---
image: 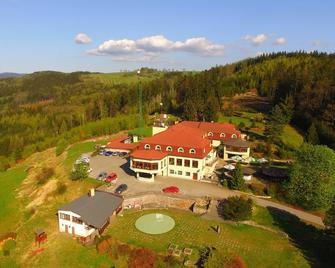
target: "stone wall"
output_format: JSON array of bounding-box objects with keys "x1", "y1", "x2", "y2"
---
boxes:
[{"x1": 123, "y1": 193, "x2": 196, "y2": 211}]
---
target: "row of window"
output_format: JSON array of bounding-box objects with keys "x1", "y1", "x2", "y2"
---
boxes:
[
  {"x1": 169, "y1": 157, "x2": 198, "y2": 168},
  {"x1": 144, "y1": 144, "x2": 196, "y2": 154},
  {"x1": 170, "y1": 170, "x2": 191, "y2": 177},
  {"x1": 59, "y1": 213, "x2": 83, "y2": 225},
  {"x1": 207, "y1": 132, "x2": 238, "y2": 138}
]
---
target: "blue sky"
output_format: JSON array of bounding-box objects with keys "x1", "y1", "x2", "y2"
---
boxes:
[{"x1": 0, "y1": 0, "x2": 334, "y2": 73}]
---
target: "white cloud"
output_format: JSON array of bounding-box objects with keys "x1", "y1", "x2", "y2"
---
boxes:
[
  {"x1": 74, "y1": 33, "x2": 92, "y2": 44},
  {"x1": 274, "y1": 37, "x2": 287, "y2": 45},
  {"x1": 243, "y1": 34, "x2": 268, "y2": 45},
  {"x1": 88, "y1": 35, "x2": 225, "y2": 61}
]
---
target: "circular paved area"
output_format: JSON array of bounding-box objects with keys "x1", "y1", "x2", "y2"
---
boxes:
[{"x1": 135, "y1": 213, "x2": 175, "y2": 234}]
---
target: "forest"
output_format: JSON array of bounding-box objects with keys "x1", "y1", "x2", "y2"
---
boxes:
[{"x1": 0, "y1": 52, "x2": 334, "y2": 169}]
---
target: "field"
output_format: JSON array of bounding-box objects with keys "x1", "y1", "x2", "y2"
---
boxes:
[
  {"x1": 0, "y1": 167, "x2": 28, "y2": 234},
  {"x1": 106, "y1": 209, "x2": 309, "y2": 267},
  {"x1": 83, "y1": 71, "x2": 163, "y2": 86},
  {"x1": 281, "y1": 125, "x2": 304, "y2": 149}
]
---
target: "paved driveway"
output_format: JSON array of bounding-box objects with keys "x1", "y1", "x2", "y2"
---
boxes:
[{"x1": 88, "y1": 154, "x2": 324, "y2": 226}]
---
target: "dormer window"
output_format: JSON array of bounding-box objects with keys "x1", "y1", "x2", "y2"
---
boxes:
[
  {"x1": 178, "y1": 147, "x2": 184, "y2": 153},
  {"x1": 208, "y1": 132, "x2": 213, "y2": 137},
  {"x1": 144, "y1": 144, "x2": 150, "y2": 150},
  {"x1": 189, "y1": 148, "x2": 196, "y2": 154},
  {"x1": 155, "y1": 145, "x2": 161, "y2": 151},
  {"x1": 166, "y1": 146, "x2": 173, "y2": 152},
  {"x1": 220, "y1": 133, "x2": 225, "y2": 138},
  {"x1": 232, "y1": 134, "x2": 237, "y2": 139}
]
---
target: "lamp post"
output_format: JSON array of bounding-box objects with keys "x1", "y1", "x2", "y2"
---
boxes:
[{"x1": 137, "y1": 69, "x2": 144, "y2": 137}]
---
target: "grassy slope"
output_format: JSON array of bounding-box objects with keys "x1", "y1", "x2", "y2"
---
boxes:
[
  {"x1": 0, "y1": 167, "x2": 28, "y2": 234},
  {"x1": 84, "y1": 71, "x2": 163, "y2": 85},
  {"x1": 281, "y1": 125, "x2": 304, "y2": 149},
  {"x1": 107, "y1": 209, "x2": 309, "y2": 268},
  {"x1": 0, "y1": 140, "x2": 112, "y2": 267}
]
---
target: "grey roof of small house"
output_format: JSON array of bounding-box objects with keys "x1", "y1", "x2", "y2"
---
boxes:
[
  {"x1": 59, "y1": 190, "x2": 123, "y2": 229},
  {"x1": 223, "y1": 138, "x2": 250, "y2": 148}
]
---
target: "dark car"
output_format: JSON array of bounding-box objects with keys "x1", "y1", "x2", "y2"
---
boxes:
[
  {"x1": 119, "y1": 152, "x2": 128, "y2": 158},
  {"x1": 97, "y1": 171, "x2": 108, "y2": 180},
  {"x1": 114, "y1": 184, "x2": 128, "y2": 194},
  {"x1": 103, "y1": 151, "x2": 113, "y2": 156}
]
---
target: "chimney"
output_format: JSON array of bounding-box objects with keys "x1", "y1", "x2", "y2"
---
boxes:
[{"x1": 89, "y1": 188, "x2": 95, "y2": 197}]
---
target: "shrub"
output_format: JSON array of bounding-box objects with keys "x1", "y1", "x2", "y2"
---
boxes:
[
  {"x1": 117, "y1": 243, "x2": 132, "y2": 256},
  {"x1": 2, "y1": 239, "x2": 16, "y2": 256},
  {"x1": 56, "y1": 182, "x2": 67, "y2": 195},
  {"x1": 36, "y1": 167, "x2": 55, "y2": 185},
  {"x1": 255, "y1": 143, "x2": 266, "y2": 153},
  {"x1": 24, "y1": 207, "x2": 36, "y2": 220},
  {"x1": 71, "y1": 162, "x2": 88, "y2": 180},
  {"x1": 227, "y1": 255, "x2": 247, "y2": 268},
  {"x1": 218, "y1": 196, "x2": 253, "y2": 221},
  {"x1": 248, "y1": 183, "x2": 266, "y2": 196},
  {"x1": 56, "y1": 139, "x2": 68, "y2": 156},
  {"x1": 128, "y1": 248, "x2": 156, "y2": 268}
]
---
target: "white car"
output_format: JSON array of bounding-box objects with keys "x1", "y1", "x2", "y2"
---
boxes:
[{"x1": 81, "y1": 156, "x2": 90, "y2": 163}]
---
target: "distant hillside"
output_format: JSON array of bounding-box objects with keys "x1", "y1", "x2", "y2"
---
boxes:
[
  {"x1": 0, "y1": 72, "x2": 25, "y2": 79},
  {"x1": 0, "y1": 52, "x2": 334, "y2": 167}
]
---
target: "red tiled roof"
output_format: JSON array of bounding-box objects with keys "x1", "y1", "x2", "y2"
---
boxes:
[
  {"x1": 130, "y1": 150, "x2": 168, "y2": 160},
  {"x1": 179, "y1": 121, "x2": 241, "y2": 140},
  {"x1": 106, "y1": 135, "x2": 138, "y2": 150},
  {"x1": 137, "y1": 124, "x2": 211, "y2": 158}
]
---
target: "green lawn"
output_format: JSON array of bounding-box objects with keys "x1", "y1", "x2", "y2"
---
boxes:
[
  {"x1": 218, "y1": 112, "x2": 264, "y2": 133},
  {"x1": 0, "y1": 166, "x2": 28, "y2": 234},
  {"x1": 281, "y1": 125, "x2": 304, "y2": 149},
  {"x1": 84, "y1": 71, "x2": 163, "y2": 85},
  {"x1": 128, "y1": 126, "x2": 152, "y2": 137},
  {"x1": 106, "y1": 209, "x2": 309, "y2": 267}
]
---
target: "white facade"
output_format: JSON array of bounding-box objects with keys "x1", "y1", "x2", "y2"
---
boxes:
[
  {"x1": 58, "y1": 210, "x2": 96, "y2": 238},
  {"x1": 130, "y1": 149, "x2": 216, "y2": 181},
  {"x1": 223, "y1": 146, "x2": 250, "y2": 160}
]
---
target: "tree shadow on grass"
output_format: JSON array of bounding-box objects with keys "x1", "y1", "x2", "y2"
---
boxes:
[{"x1": 267, "y1": 206, "x2": 334, "y2": 268}]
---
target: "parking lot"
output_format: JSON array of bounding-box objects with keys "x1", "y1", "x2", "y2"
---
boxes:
[{"x1": 85, "y1": 153, "x2": 236, "y2": 199}]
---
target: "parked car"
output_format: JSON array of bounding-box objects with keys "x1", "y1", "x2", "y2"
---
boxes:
[
  {"x1": 119, "y1": 152, "x2": 128, "y2": 158},
  {"x1": 112, "y1": 151, "x2": 118, "y2": 156},
  {"x1": 162, "y1": 186, "x2": 180, "y2": 193},
  {"x1": 103, "y1": 151, "x2": 113, "y2": 156},
  {"x1": 114, "y1": 184, "x2": 128, "y2": 194},
  {"x1": 99, "y1": 150, "x2": 105, "y2": 155},
  {"x1": 81, "y1": 156, "x2": 90, "y2": 163},
  {"x1": 105, "y1": 172, "x2": 118, "y2": 183},
  {"x1": 97, "y1": 171, "x2": 108, "y2": 180}
]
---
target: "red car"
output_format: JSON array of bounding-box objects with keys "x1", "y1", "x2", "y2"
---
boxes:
[
  {"x1": 105, "y1": 173, "x2": 118, "y2": 183},
  {"x1": 162, "y1": 186, "x2": 180, "y2": 193}
]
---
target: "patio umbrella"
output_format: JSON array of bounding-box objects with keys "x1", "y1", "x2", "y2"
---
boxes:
[{"x1": 223, "y1": 164, "x2": 235, "y2": 171}]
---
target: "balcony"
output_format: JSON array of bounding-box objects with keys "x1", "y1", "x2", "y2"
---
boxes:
[
  {"x1": 132, "y1": 161, "x2": 158, "y2": 170},
  {"x1": 226, "y1": 146, "x2": 248, "y2": 153}
]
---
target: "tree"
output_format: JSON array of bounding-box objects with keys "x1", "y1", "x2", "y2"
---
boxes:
[
  {"x1": 56, "y1": 139, "x2": 68, "y2": 156},
  {"x1": 218, "y1": 196, "x2": 253, "y2": 221},
  {"x1": 71, "y1": 162, "x2": 88, "y2": 180},
  {"x1": 265, "y1": 104, "x2": 286, "y2": 143},
  {"x1": 279, "y1": 95, "x2": 295, "y2": 124},
  {"x1": 284, "y1": 144, "x2": 335, "y2": 210},
  {"x1": 306, "y1": 122, "x2": 319, "y2": 144},
  {"x1": 229, "y1": 163, "x2": 245, "y2": 190}
]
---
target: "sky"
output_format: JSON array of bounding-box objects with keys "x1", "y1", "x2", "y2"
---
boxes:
[{"x1": 0, "y1": 0, "x2": 334, "y2": 73}]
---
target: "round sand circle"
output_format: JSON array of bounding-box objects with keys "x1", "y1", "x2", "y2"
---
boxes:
[{"x1": 135, "y1": 213, "x2": 175, "y2": 234}]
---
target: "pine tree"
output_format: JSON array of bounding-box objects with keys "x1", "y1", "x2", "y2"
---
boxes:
[
  {"x1": 306, "y1": 123, "x2": 319, "y2": 144},
  {"x1": 229, "y1": 163, "x2": 245, "y2": 190}
]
